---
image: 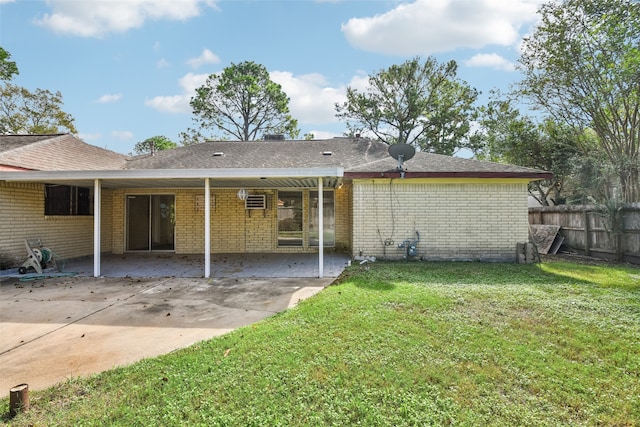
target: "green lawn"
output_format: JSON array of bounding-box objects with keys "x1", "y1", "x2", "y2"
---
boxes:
[{"x1": 2, "y1": 260, "x2": 639, "y2": 426}]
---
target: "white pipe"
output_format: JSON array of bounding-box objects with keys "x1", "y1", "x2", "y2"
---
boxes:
[
  {"x1": 318, "y1": 177, "x2": 324, "y2": 278},
  {"x1": 93, "y1": 179, "x2": 101, "y2": 277},
  {"x1": 204, "y1": 178, "x2": 211, "y2": 278}
]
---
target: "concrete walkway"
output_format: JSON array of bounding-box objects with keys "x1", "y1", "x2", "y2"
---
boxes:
[{"x1": 0, "y1": 273, "x2": 341, "y2": 392}]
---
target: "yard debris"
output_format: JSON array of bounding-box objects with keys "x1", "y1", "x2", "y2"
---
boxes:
[{"x1": 530, "y1": 225, "x2": 564, "y2": 255}]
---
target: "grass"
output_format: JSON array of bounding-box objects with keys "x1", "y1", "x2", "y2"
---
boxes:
[{"x1": 2, "y1": 260, "x2": 639, "y2": 426}]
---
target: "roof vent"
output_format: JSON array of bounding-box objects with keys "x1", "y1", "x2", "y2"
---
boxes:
[
  {"x1": 323, "y1": 151, "x2": 332, "y2": 156},
  {"x1": 213, "y1": 152, "x2": 224, "y2": 157}
]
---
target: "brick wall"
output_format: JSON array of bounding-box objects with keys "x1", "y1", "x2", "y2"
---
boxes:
[
  {"x1": 352, "y1": 179, "x2": 529, "y2": 262},
  {"x1": 0, "y1": 181, "x2": 113, "y2": 267},
  {"x1": 110, "y1": 187, "x2": 351, "y2": 255},
  {"x1": 1, "y1": 183, "x2": 352, "y2": 266}
]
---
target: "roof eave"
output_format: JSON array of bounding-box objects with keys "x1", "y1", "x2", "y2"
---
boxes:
[
  {"x1": 345, "y1": 171, "x2": 553, "y2": 181},
  {"x1": 0, "y1": 167, "x2": 345, "y2": 182}
]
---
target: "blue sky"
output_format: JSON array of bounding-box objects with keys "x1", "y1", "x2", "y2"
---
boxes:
[{"x1": 0, "y1": 0, "x2": 543, "y2": 155}]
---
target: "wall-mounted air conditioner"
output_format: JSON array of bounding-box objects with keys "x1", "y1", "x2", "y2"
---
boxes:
[{"x1": 245, "y1": 194, "x2": 266, "y2": 209}]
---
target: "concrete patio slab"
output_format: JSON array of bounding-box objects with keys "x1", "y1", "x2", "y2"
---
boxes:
[
  {"x1": 0, "y1": 274, "x2": 339, "y2": 392},
  {"x1": 1, "y1": 252, "x2": 351, "y2": 280}
]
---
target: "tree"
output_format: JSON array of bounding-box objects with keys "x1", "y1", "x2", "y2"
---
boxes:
[
  {"x1": 518, "y1": 0, "x2": 640, "y2": 203},
  {"x1": 0, "y1": 47, "x2": 18, "y2": 81},
  {"x1": 133, "y1": 135, "x2": 177, "y2": 154},
  {"x1": 187, "y1": 61, "x2": 299, "y2": 141},
  {"x1": 472, "y1": 93, "x2": 579, "y2": 205},
  {"x1": 0, "y1": 83, "x2": 77, "y2": 134},
  {"x1": 335, "y1": 56, "x2": 478, "y2": 155}
]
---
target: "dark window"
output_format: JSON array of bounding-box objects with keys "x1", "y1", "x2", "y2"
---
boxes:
[
  {"x1": 45, "y1": 184, "x2": 92, "y2": 216},
  {"x1": 277, "y1": 191, "x2": 303, "y2": 247}
]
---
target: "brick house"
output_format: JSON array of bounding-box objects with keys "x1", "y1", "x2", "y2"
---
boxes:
[{"x1": 0, "y1": 134, "x2": 550, "y2": 277}]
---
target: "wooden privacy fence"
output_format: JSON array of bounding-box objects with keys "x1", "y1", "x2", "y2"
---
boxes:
[{"x1": 529, "y1": 205, "x2": 640, "y2": 264}]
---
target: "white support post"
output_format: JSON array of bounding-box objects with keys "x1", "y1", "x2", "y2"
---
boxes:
[
  {"x1": 204, "y1": 178, "x2": 211, "y2": 278},
  {"x1": 318, "y1": 177, "x2": 324, "y2": 278},
  {"x1": 93, "y1": 179, "x2": 101, "y2": 277}
]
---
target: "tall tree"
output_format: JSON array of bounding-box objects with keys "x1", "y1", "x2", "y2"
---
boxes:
[
  {"x1": 133, "y1": 135, "x2": 177, "y2": 154},
  {"x1": 0, "y1": 47, "x2": 18, "y2": 81},
  {"x1": 335, "y1": 56, "x2": 478, "y2": 155},
  {"x1": 187, "y1": 61, "x2": 299, "y2": 142},
  {"x1": 518, "y1": 0, "x2": 640, "y2": 203},
  {"x1": 472, "y1": 93, "x2": 579, "y2": 205},
  {"x1": 0, "y1": 83, "x2": 77, "y2": 134}
]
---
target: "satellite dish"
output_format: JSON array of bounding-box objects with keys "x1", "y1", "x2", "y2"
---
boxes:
[{"x1": 388, "y1": 144, "x2": 415, "y2": 172}]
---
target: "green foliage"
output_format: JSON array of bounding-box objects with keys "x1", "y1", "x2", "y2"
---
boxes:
[
  {"x1": 0, "y1": 83, "x2": 77, "y2": 134},
  {"x1": 473, "y1": 92, "x2": 580, "y2": 205},
  {"x1": 4, "y1": 261, "x2": 639, "y2": 426},
  {"x1": 133, "y1": 135, "x2": 177, "y2": 154},
  {"x1": 335, "y1": 56, "x2": 478, "y2": 156},
  {"x1": 0, "y1": 47, "x2": 18, "y2": 81},
  {"x1": 518, "y1": 0, "x2": 640, "y2": 202},
  {"x1": 188, "y1": 61, "x2": 299, "y2": 141}
]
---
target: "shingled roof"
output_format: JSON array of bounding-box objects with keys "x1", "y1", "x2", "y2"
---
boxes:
[
  {"x1": 127, "y1": 137, "x2": 550, "y2": 180},
  {"x1": 0, "y1": 135, "x2": 549, "y2": 180},
  {"x1": 0, "y1": 134, "x2": 127, "y2": 171}
]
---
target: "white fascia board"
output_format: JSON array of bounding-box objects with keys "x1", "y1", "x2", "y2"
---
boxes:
[{"x1": 0, "y1": 167, "x2": 344, "y2": 182}]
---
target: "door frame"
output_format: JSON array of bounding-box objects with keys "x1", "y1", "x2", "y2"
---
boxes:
[{"x1": 125, "y1": 193, "x2": 176, "y2": 252}]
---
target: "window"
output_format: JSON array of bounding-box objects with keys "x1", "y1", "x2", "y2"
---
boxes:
[
  {"x1": 278, "y1": 191, "x2": 303, "y2": 246},
  {"x1": 45, "y1": 184, "x2": 92, "y2": 216},
  {"x1": 309, "y1": 190, "x2": 335, "y2": 247}
]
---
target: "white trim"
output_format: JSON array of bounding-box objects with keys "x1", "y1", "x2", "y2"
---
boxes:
[
  {"x1": 318, "y1": 177, "x2": 324, "y2": 278},
  {"x1": 204, "y1": 178, "x2": 211, "y2": 278},
  {"x1": 0, "y1": 167, "x2": 344, "y2": 181},
  {"x1": 93, "y1": 179, "x2": 101, "y2": 277}
]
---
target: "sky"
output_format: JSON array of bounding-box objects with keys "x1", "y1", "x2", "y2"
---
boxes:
[{"x1": 0, "y1": 0, "x2": 544, "y2": 155}]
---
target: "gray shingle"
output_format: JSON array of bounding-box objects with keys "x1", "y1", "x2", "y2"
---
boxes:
[{"x1": 0, "y1": 134, "x2": 127, "y2": 171}]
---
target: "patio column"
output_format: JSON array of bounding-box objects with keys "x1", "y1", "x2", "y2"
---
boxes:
[
  {"x1": 204, "y1": 178, "x2": 211, "y2": 278},
  {"x1": 318, "y1": 177, "x2": 324, "y2": 278},
  {"x1": 93, "y1": 179, "x2": 101, "y2": 277}
]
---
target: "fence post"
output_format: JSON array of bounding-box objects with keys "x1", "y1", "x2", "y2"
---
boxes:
[{"x1": 583, "y1": 209, "x2": 590, "y2": 257}]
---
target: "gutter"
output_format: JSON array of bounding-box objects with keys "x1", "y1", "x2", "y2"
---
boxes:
[
  {"x1": 344, "y1": 171, "x2": 553, "y2": 181},
  {"x1": 0, "y1": 167, "x2": 345, "y2": 182}
]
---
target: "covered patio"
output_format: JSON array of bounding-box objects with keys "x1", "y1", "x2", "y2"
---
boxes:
[
  {"x1": 1, "y1": 166, "x2": 344, "y2": 279},
  {"x1": 59, "y1": 252, "x2": 351, "y2": 278}
]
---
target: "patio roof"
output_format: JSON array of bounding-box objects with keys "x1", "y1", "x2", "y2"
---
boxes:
[{"x1": 0, "y1": 167, "x2": 344, "y2": 189}]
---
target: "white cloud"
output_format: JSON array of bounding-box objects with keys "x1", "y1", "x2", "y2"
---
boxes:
[
  {"x1": 78, "y1": 132, "x2": 102, "y2": 142},
  {"x1": 156, "y1": 58, "x2": 170, "y2": 68},
  {"x1": 112, "y1": 130, "x2": 134, "y2": 141},
  {"x1": 96, "y1": 93, "x2": 123, "y2": 104},
  {"x1": 305, "y1": 130, "x2": 342, "y2": 140},
  {"x1": 187, "y1": 48, "x2": 221, "y2": 69},
  {"x1": 270, "y1": 71, "x2": 348, "y2": 125},
  {"x1": 145, "y1": 72, "x2": 209, "y2": 113},
  {"x1": 465, "y1": 53, "x2": 515, "y2": 71},
  {"x1": 341, "y1": 0, "x2": 543, "y2": 55},
  {"x1": 35, "y1": 0, "x2": 217, "y2": 37},
  {"x1": 146, "y1": 69, "x2": 360, "y2": 130}
]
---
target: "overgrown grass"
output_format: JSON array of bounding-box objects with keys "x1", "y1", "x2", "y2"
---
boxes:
[{"x1": 2, "y1": 261, "x2": 639, "y2": 426}]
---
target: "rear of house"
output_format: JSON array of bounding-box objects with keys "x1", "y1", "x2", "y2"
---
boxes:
[{"x1": 0, "y1": 134, "x2": 550, "y2": 276}]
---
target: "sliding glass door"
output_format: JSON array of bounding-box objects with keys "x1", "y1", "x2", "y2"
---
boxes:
[{"x1": 126, "y1": 195, "x2": 175, "y2": 251}]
